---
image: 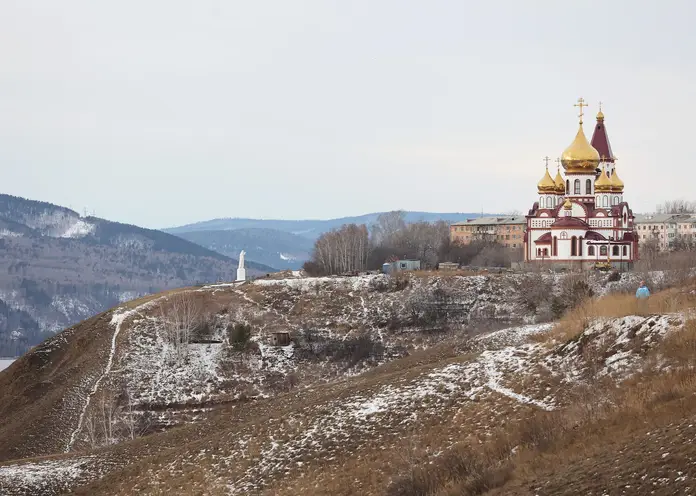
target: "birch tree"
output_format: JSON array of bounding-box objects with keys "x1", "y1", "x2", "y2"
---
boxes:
[{"x1": 159, "y1": 292, "x2": 201, "y2": 362}]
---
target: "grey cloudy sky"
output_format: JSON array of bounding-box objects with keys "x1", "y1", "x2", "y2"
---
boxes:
[{"x1": 0, "y1": 1, "x2": 693, "y2": 228}]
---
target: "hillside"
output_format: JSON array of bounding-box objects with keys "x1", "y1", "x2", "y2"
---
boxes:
[
  {"x1": 0, "y1": 194, "x2": 274, "y2": 356},
  {"x1": 3, "y1": 270, "x2": 696, "y2": 494},
  {"x1": 165, "y1": 211, "x2": 486, "y2": 238},
  {"x1": 173, "y1": 228, "x2": 314, "y2": 270}
]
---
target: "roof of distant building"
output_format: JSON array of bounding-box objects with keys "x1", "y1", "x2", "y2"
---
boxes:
[
  {"x1": 634, "y1": 213, "x2": 693, "y2": 224},
  {"x1": 451, "y1": 216, "x2": 526, "y2": 226}
]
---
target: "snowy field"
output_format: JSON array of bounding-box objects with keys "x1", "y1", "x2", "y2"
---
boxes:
[{"x1": 0, "y1": 359, "x2": 15, "y2": 372}]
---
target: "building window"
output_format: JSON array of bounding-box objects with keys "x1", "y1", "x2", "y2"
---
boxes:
[
  {"x1": 574, "y1": 179, "x2": 581, "y2": 194},
  {"x1": 603, "y1": 196, "x2": 608, "y2": 207},
  {"x1": 588, "y1": 246, "x2": 595, "y2": 256},
  {"x1": 553, "y1": 236, "x2": 557, "y2": 256},
  {"x1": 566, "y1": 179, "x2": 570, "y2": 194},
  {"x1": 600, "y1": 245, "x2": 608, "y2": 256},
  {"x1": 613, "y1": 196, "x2": 619, "y2": 205},
  {"x1": 586, "y1": 179, "x2": 592, "y2": 194},
  {"x1": 623, "y1": 246, "x2": 627, "y2": 256},
  {"x1": 571, "y1": 236, "x2": 577, "y2": 256},
  {"x1": 612, "y1": 245, "x2": 620, "y2": 256},
  {"x1": 578, "y1": 236, "x2": 583, "y2": 256}
]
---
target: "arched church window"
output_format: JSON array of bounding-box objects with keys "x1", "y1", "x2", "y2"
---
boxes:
[
  {"x1": 553, "y1": 236, "x2": 558, "y2": 256},
  {"x1": 578, "y1": 236, "x2": 583, "y2": 256},
  {"x1": 571, "y1": 236, "x2": 577, "y2": 256},
  {"x1": 596, "y1": 196, "x2": 600, "y2": 205},
  {"x1": 614, "y1": 196, "x2": 619, "y2": 205},
  {"x1": 612, "y1": 245, "x2": 620, "y2": 256},
  {"x1": 603, "y1": 196, "x2": 608, "y2": 207},
  {"x1": 566, "y1": 180, "x2": 570, "y2": 194},
  {"x1": 588, "y1": 246, "x2": 595, "y2": 256},
  {"x1": 547, "y1": 197, "x2": 553, "y2": 208},
  {"x1": 623, "y1": 246, "x2": 627, "y2": 256},
  {"x1": 574, "y1": 179, "x2": 581, "y2": 195},
  {"x1": 586, "y1": 179, "x2": 592, "y2": 195},
  {"x1": 600, "y1": 245, "x2": 608, "y2": 256}
]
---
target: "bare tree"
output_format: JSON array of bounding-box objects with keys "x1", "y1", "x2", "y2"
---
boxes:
[
  {"x1": 159, "y1": 292, "x2": 201, "y2": 361},
  {"x1": 656, "y1": 199, "x2": 696, "y2": 214},
  {"x1": 84, "y1": 411, "x2": 98, "y2": 449},
  {"x1": 99, "y1": 391, "x2": 118, "y2": 445},
  {"x1": 119, "y1": 389, "x2": 151, "y2": 440},
  {"x1": 310, "y1": 224, "x2": 369, "y2": 275},
  {"x1": 370, "y1": 211, "x2": 407, "y2": 246}
]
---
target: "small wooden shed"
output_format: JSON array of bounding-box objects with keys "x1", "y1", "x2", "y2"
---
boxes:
[{"x1": 271, "y1": 331, "x2": 291, "y2": 346}]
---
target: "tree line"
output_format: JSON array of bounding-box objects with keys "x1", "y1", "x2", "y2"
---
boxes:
[{"x1": 303, "y1": 211, "x2": 521, "y2": 276}]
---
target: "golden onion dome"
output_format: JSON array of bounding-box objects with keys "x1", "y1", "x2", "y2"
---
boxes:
[
  {"x1": 596, "y1": 110, "x2": 604, "y2": 120},
  {"x1": 537, "y1": 167, "x2": 556, "y2": 193},
  {"x1": 610, "y1": 167, "x2": 624, "y2": 192},
  {"x1": 553, "y1": 168, "x2": 565, "y2": 194},
  {"x1": 594, "y1": 167, "x2": 612, "y2": 193},
  {"x1": 563, "y1": 197, "x2": 572, "y2": 210},
  {"x1": 561, "y1": 124, "x2": 601, "y2": 174}
]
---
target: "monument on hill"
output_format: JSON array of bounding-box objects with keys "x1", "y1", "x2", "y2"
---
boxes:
[{"x1": 236, "y1": 250, "x2": 246, "y2": 282}]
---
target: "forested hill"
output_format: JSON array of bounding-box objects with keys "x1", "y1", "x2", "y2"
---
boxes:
[
  {"x1": 0, "y1": 194, "x2": 274, "y2": 356},
  {"x1": 164, "y1": 211, "x2": 486, "y2": 238}
]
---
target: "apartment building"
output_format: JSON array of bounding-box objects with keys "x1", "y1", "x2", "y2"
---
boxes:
[
  {"x1": 634, "y1": 213, "x2": 696, "y2": 250},
  {"x1": 450, "y1": 216, "x2": 526, "y2": 249}
]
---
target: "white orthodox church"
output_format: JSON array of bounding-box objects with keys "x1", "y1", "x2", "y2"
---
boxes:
[{"x1": 524, "y1": 99, "x2": 638, "y2": 268}]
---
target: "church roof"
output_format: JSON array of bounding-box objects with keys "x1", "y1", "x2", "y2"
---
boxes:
[
  {"x1": 534, "y1": 232, "x2": 552, "y2": 244},
  {"x1": 550, "y1": 217, "x2": 589, "y2": 229},
  {"x1": 451, "y1": 216, "x2": 526, "y2": 226},
  {"x1": 590, "y1": 108, "x2": 614, "y2": 162},
  {"x1": 585, "y1": 230, "x2": 607, "y2": 241}
]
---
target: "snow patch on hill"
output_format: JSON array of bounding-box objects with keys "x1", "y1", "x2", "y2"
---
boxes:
[
  {"x1": 59, "y1": 219, "x2": 95, "y2": 239},
  {"x1": 0, "y1": 457, "x2": 92, "y2": 495}
]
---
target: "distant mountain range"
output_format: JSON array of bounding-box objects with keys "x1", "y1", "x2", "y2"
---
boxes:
[
  {"x1": 173, "y1": 228, "x2": 314, "y2": 271},
  {"x1": 0, "y1": 194, "x2": 274, "y2": 356},
  {"x1": 165, "y1": 212, "x2": 485, "y2": 270}
]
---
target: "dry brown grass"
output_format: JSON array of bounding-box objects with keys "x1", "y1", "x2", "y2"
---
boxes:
[
  {"x1": 388, "y1": 319, "x2": 696, "y2": 496},
  {"x1": 535, "y1": 284, "x2": 696, "y2": 344}
]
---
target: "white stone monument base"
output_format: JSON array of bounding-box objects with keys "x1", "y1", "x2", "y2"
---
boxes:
[{"x1": 236, "y1": 268, "x2": 246, "y2": 282}]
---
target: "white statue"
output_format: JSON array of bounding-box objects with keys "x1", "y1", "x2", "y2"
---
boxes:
[{"x1": 236, "y1": 250, "x2": 247, "y2": 282}]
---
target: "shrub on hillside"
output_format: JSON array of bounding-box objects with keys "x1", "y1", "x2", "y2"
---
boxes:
[
  {"x1": 516, "y1": 272, "x2": 552, "y2": 314},
  {"x1": 302, "y1": 260, "x2": 325, "y2": 277},
  {"x1": 227, "y1": 323, "x2": 252, "y2": 350}
]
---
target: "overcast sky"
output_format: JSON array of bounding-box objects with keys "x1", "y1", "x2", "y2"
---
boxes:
[{"x1": 0, "y1": 1, "x2": 693, "y2": 229}]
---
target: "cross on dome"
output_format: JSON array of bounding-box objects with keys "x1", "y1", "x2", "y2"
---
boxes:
[
  {"x1": 543, "y1": 156, "x2": 551, "y2": 168},
  {"x1": 574, "y1": 97, "x2": 588, "y2": 124}
]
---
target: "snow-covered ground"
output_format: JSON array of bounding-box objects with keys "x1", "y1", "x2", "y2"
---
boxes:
[{"x1": 0, "y1": 358, "x2": 15, "y2": 372}]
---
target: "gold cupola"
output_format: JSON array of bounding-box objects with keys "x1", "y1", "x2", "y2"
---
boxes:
[
  {"x1": 609, "y1": 166, "x2": 624, "y2": 192},
  {"x1": 537, "y1": 165, "x2": 556, "y2": 193},
  {"x1": 594, "y1": 166, "x2": 612, "y2": 193},
  {"x1": 553, "y1": 165, "x2": 565, "y2": 194},
  {"x1": 561, "y1": 98, "x2": 601, "y2": 174}
]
